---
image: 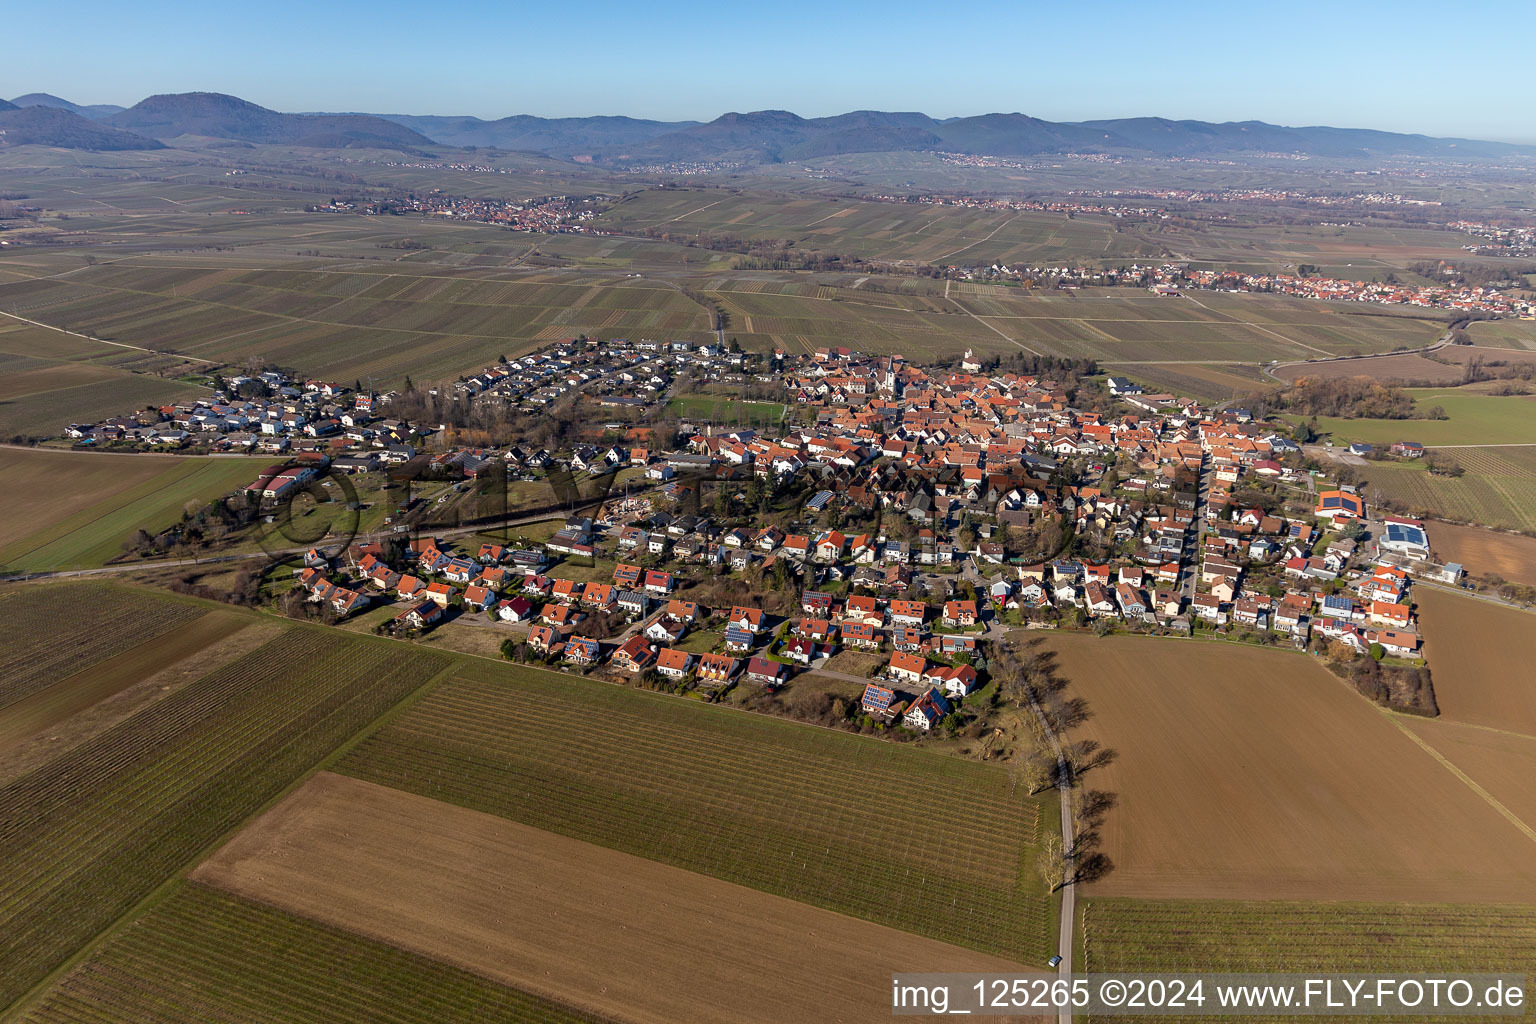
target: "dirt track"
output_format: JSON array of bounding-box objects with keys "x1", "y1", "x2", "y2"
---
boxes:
[
  {"x1": 196, "y1": 773, "x2": 1044, "y2": 1024},
  {"x1": 1043, "y1": 633, "x2": 1536, "y2": 903}
]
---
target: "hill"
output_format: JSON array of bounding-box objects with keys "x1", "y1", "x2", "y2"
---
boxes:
[
  {"x1": 108, "y1": 93, "x2": 432, "y2": 150},
  {"x1": 374, "y1": 112, "x2": 696, "y2": 156},
  {"x1": 373, "y1": 106, "x2": 1536, "y2": 164},
  {"x1": 10, "y1": 93, "x2": 126, "y2": 119},
  {"x1": 0, "y1": 106, "x2": 164, "y2": 150},
  {"x1": 0, "y1": 99, "x2": 17, "y2": 112}
]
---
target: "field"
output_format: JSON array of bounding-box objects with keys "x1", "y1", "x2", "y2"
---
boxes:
[
  {"x1": 0, "y1": 584, "x2": 206, "y2": 713},
  {"x1": 0, "y1": 608, "x2": 248, "y2": 748},
  {"x1": 191, "y1": 772, "x2": 1039, "y2": 1024},
  {"x1": 1105, "y1": 361, "x2": 1266, "y2": 403},
  {"x1": 595, "y1": 188, "x2": 1475, "y2": 273},
  {"x1": 337, "y1": 660, "x2": 1057, "y2": 963},
  {"x1": 0, "y1": 448, "x2": 269, "y2": 573},
  {"x1": 663, "y1": 392, "x2": 785, "y2": 426},
  {"x1": 1274, "y1": 350, "x2": 1464, "y2": 385},
  {"x1": 1362, "y1": 448, "x2": 1536, "y2": 533},
  {"x1": 1042, "y1": 632, "x2": 1536, "y2": 902},
  {"x1": 1466, "y1": 319, "x2": 1536, "y2": 350},
  {"x1": 0, "y1": 318, "x2": 205, "y2": 439},
  {"x1": 1427, "y1": 522, "x2": 1536, "y2": 584},
  {"x1": 0, "y1": 607, "x2": 450, "y2": 1009},
  {"x1": 14, "y1": 883, "x2": 606, "y2": 1024},
  {"x1": 1414, "y1": 587, "x2": 1536, "y2": 737},
  {"x1": 1084, "y1": 898, "x2": 1536, "y2": 1004},
  {"x1": 1308, "y1": 390, "x2": 1536, "y2": 446}
]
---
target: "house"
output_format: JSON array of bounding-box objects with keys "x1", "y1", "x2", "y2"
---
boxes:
[
  {"x1": 888, "y1": 651, "x2": 927, "y2": 685},
  {"x1": 496, "y1": 596, "x2": 534, "y2": 622},
  {"x1": 527, "y1": 624, "x2": 559, "y2": 652},
  {"x1": 424, "y1": 581, "x2": 456, "y2": 607},
  {"x1": 727, "y1": 606, "x2": 766, "y2": 633},
  {"x1": 891, "y1": 625, "x2": 927, "y2": 652},
  {"x1": 613, "y1": 563, "x2": 643, "y2": 587},
  {"x1": 643, "y1": 570, "x2": 676, "y2": 596},
  {"x1": 462, "y1": 585, "x2": 496, "y2": 612},
  {"x1": 722, "y1": 627, "x2": 756, "y2": 652},
  {"x1": 564, "y1": 636, "x2": 601, "y2": 664},
  {"x1": 860, "y1": 683, "x2": 899, "y2": 721},
  {"x1": 782, "y1": 636, "x2": 817, "y2": 665},
  {"x1": 1209, "y1": 576, "x2": 1238, "y2": 604},
  {"x1": 934, "y1": 634, "x2": 977, "y2": 656},
  {"x1": 924, "y1": 663, "x2": 979, "y2": 699},
  {"x1": 745, "y1": 656, "x2": 786, "y2": 688},
  {"x1": 394, "y1": 599, "x2": 444, "y2": 632},
  {"x1": 616, "y1": 589, "x2": 647, "y2": 616},
  {"x1": 1315, "y1": 489, "x2": 1365, "y2": 520},
  {"x1": 890, "y1": 600, "x2": 926, "y2": 627},
  {"x1": 697, "y1": 652, "x2": 740, "y2": 684},
  {"x1": 664, "y1": 598, "x2": 700, "y2": 623},
  {"x1": 843, "y1": 594, "x2": 882, "y2": 624},
  {"x1": 645, "y1": 617, "x2": 688, "y2": 644},
  {"x1": 842, "y1": 621, "x2": 881, "y2": 649},
  {"x1": 1369, "y1": 600, "x2": 1413, "y2": 627},
  {"x1": 1114, "y1": 583, "x2": 1147, "y2": 617},
  {"x1": 581, "y1": 582, "x2": 617, "y2": 610},
  {"x1": 797, "y1": 617, "x2": 835, "y2": 642},
  {"x1": 655, "y1": 647, "x2": 696, "y2": 678},
  {"x1": 1373, "y1": 628, "x2": 1421, "y2": 658},
  {"x1": 611, "y1": 635, "x2": 657, "y2": 673},
  {"x1": 543, "y1": 603, "x2": 586, "y2": 629},
  {"x1": 942, "y1": 600, "x2": 978, "y2": 628},
  {"x1": 801, "y1": 591, "x2": 835, "y2": 616},
  {"x1": 904, "y1": 687, "x2": 951, "y2": 732},
  {"x1": 1084, "y1": 582, "x2": 1118, "y2": 617}
]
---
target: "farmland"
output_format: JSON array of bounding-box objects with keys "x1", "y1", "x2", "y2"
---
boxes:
[
  {"x1": 1414, "y1": 587, "x2": 1536, "y2": 737},
  {"x1": 1084, "y1": 898, "x2": 1536, "y2": 1000},
  {"x1": 14, "y1": 883, "x2": 605, "y2": 1024},
  {"x1": 0, "y1": 448, "x2": 269, "y2": 573},
  {"x1": 1307, "y1": 390, "x2": 1536, "y2": 446},
  {"x1": 1466, "y1": 318, "x2": 1536, "y2": 350},
  {"x1": 337, "y1": 660, "x2": 1057, "y2": 963},
  {"x1": 1273, "y1": 350, "x2": 1465, "y2": 385},
  {"x1": 1362, "y1": 448, "x2": 1536, "y2": 533},
  {"x1": 192, "y1": 772, "x2": 1039, "y2": 1024},
  {"x1": 1042, "y1": 632, "x2": 1536, "y2": 902},
  {"x1": 0, "y1": 613, "x2": 450, "y2": 1009},
  {"x1": 0, "y1": 583, "x2": 205, "y2": 713},
  {"x1": 1427, "y1": 522, "x2": 1536, "y2": 585}
]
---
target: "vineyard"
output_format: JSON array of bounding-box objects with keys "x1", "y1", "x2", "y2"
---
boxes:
[
  {"x1": 1364, "y1": 451, "x2": 1536, "y2": 532},
  {"x1": 337, "y1": 661, "x2": 1055, "y2": 963},
  {"x1": 1083, "y1": 898, "x2": 1536, "y2": 1022},
  {"x1": 0, "y1": 627, "x2": 450, "y2": 1010},
  {"x1": 0, "y1": 584, "x2": 204, "y2": 712},
  {"x1": 13, "y1": 883, "x2": 603, "y2": 1024}
]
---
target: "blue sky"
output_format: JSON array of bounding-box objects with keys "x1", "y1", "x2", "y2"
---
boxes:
[{"x1": 6, "y1": 0, "x2": 1531, "y2": 142}]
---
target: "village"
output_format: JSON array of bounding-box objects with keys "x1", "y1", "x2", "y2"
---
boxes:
[{"x1": 244, "y1": 340, "x2": 1453, "y2": 734}]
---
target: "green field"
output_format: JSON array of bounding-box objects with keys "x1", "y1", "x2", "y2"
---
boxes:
[
  {"x1": 664, "y1": 392, "x2": 786, "y2": 426},
  {"x1": 15, "y1": 883, "x2": 601, "y2": 1024},
  {"x1": 337, "y1": 660, "x2": 1057, "y2": 963},
  {"x1": 0, "y1": 449, "x2": 269, "y2": 573},
  {"x1": 1362, "y1": 448, "x2": 1536, "y2": 532},
  {"x1": 1310, "y1": 390, "x2": 1536, "y2": 446},
  {"x1": 0, "y1": 615, "x2": 449, "y2": 1009},
  {"x1": 1465, "y1": 319, "x2": 1536, "y2": 351},
  {"x1": 1083, "y1": 898, "x2": 1536, "y2": 1021},
  {"x1": 0, "y1": 584, "x2": 204, "y2": 711}
]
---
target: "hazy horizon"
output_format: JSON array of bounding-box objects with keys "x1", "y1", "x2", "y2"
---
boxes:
[{"x1": 7, "y1": 0, "x2": 1535, "y2": 145}]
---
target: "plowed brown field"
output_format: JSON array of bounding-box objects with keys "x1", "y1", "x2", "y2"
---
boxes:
[
  {"x1": 1042, "y1": 633, "x2": 1536, "y2": 902},
  {"x1": 196, "y1": 773, "x2": 1045, "y2": 1024},
  {"x1": 1416, "y1": 587, "x2": 1536, "y2": 736}
]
